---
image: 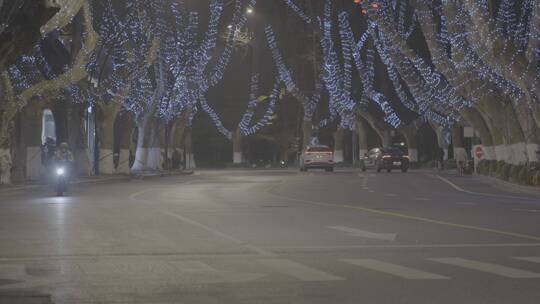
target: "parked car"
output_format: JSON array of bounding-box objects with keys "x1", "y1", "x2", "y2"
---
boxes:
[
  {"x1": 360, "y1": 147, "x2": 409, "y2": 173},
  {"x1": 300, "y1": 145, "x2": 334, "y2": 172}
]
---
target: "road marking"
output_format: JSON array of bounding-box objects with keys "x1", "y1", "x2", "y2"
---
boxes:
[
  {"x1": 342, "y1": 259, "x2": 448, "y2": 280},
  {"x1": 0, "y1": 264, "x2": 26, "y2": 277},
  {"x1": 385, "y1": 193, "x2": 397, "y2": 197},
  {"x1": 162, "y1": 211, "x2": 276, "y2": 257},
  {"x1": 368, "y1": 190, "x2": 375, "y2": 193},
  {"x1": 513, "y1": 209, "x2": 540, "y2": 213},
  {"x1": 415, "y1": 197, "x2": 431, "y2": 201},
  {"x1": 456, "y1": 202, "x2": 477, "y2": 206},
  {"x1": 428, "y1": 258, "x2": 540, "y2": 278},
  {"x1": 267, "y1": 243, "x2": 540, "y2": 252},
  {"x1": 514, "y1": 257, "x2": 540, "y2": 263},
  {"x1": 328, "y1": 226, "x2": 396, "y2": 242},
  {"x1": 259, "y1": 259, "x2": 343, "y2": 281},
  {"x1": 435, "y1": 175, "x2": 538, "y2": 200},
  {"x1": 266, "y1": 184, "x2": 540, "y2": 242}
]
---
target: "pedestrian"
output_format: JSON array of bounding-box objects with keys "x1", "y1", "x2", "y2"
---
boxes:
[
  {"x1": 455, "y1": 148, "x2": 468, "y2": 176},
  {"x1": 437, "y1": 147, "x2": 444, "y2": 171},
  {"x1": 41, "y1": 137, "x2": 56, "y2": 167}
]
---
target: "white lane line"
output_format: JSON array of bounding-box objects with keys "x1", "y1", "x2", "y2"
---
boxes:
[
  {"x1": 259, "y1": 259, "x2": 343, "y2": 281},
  {"x1": 428, "y1": 258, "x2": 540, "y2": 278},
  {"x1": 385, "y1": 193, "x2": 397, "y2": 197},
  {"x1": 514, "y1": 257, "x2": 540, "y2": 263},
  {"x1": 512, "y1": 209, "x2": 540, "y2": 213},
  {"x1": 415, "y1": 197, "x2": 431, "y2": 201},
  {"x1": 0, "y1": 264, "x2": 26, "y2": 277},
  {"x1": 456, "y1": 202, "x2": 477, "y2": 206},
  {"x1": 342, "y1": 259, "x2": 448, "y2": 280},
  {"x1": 268, "y1": 243, "x2": 540, "y2": 251},
  {"x1": 328, "y1": 226, "x2": 396, "y2": 241},
  {"x1": 163, "y1": 211, "x2": 275, "y2": 257}
]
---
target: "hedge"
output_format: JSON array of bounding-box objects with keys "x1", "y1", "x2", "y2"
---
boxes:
[{"x1": 476, "y1": 160, "x2": 540, "y2": 186}]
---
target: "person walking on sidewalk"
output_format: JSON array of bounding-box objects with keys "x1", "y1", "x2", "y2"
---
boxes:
[
  {"x1": 437, "y1": 147, "x2": 445, "y2": 171},
  {"x1": 455, "y1": 149, "x2": 468, "y2": 176}
]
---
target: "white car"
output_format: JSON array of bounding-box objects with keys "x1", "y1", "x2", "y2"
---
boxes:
[{"x1": 300, "y1": 145, "x2": 334, "y2": 172}]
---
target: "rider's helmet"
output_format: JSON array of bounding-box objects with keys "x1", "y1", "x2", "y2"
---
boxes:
[{"x1": 59, "y1": 142, "x2": 69, "y2": 151}]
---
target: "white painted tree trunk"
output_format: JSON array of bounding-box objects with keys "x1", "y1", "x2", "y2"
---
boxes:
[
  {"x1": 185, "y1": 153, "x2": 196, "y2": 169},
  {"x1": 116, "y1": 149, "x2": 131, "y2": 174},
  {"x1": 233, "y1": 152, "x2": 242, "y2": 164},
  {"x1": 131, "y1": 119, "x2": 162, "y2": 172},
  {"x1": 492, "y1": 143, "x2": 540, "y2": 165},
  {"x1": 98, "y1": 148, "x2": 115, "y2": 175},
  {"x1": 483, "y1": 146, "x2": 496, "y2": 160},
  {"x1": 0, "y1": 148, "x2": 12, "y2": 185},
  {"x1": 407, "y1": 148, "x2": 419, "y2": 162},
  {"x1": 26, "y1": 146, "x2": 42, "y2": 180},
  {"x1": 333, "y1": 150, "x2": 344, "y2": 163}
]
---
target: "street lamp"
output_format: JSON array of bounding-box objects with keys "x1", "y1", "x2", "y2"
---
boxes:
[{"x1": 246, "y1": 7, "x2": 253, "y2": 14}]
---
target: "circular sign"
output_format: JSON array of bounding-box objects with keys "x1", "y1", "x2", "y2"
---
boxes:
[{"x1": 475, "y1": 146, "x2": 484, "y2": 159}]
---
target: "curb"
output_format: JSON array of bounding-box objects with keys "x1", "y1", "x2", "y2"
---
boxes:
[
  {"x1": 0, "y1": 171, "x2": 195, "y2": 193},
  {"x1": 474, "y1": 174, "x2": 540, "y2": 196}
]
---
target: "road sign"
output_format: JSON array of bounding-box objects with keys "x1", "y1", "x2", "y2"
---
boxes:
[{"x1": 474, "y1": 146, "x2": 484, "y2": 159}]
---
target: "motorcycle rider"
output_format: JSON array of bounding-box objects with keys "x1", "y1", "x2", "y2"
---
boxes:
[{"x1": 54, "y1": 142, "x2": 74, "y2": 177}]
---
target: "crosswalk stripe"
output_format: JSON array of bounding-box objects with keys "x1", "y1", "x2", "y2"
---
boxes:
[
  {"x1": 428, "y1": 258, "x2": 540, "y2": 278},
  {"x1": 514, "y1": 257, "x2": 540, "y2": 264},
  {"x1": 341, "y1": 259, "x2": 448, "y2": 280},
  {"x1": 259, "y1": 259, "x2": 344, "y2": 281}
]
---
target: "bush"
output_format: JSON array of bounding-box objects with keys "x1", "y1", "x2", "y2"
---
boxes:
[
  {"x1": 499, "y1": 163, "x2": 511, "y2": 180},
  {"x1": 509, "y1": 165, "x2": 523, "y2": 183},
  {"x1": 532, "y1": 169, "x2": 540, "y2": 186},
  {"x1": 488, "y1": 160, "x2": 498, "y2": 176},
  {"x1": 445, "y1": 159, "x2": 457, "y2": 169}
]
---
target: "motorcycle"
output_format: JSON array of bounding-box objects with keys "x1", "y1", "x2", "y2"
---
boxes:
[{"x1": 53, "y1": 164, "x2": 68, "y2": 196}]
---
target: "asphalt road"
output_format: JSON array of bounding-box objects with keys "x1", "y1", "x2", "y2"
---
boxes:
[{"x1": 0, "y1": 169, "x2": 539, "y2": 304}]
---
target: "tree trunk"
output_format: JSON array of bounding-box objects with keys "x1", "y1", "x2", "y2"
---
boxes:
[
  {"x1": 232, "y1": 128, "x2": 243, "y2": 164},
  {"x1": 0, "y1": 108, "x2": 14, "y2": 184},
  {"x1": 184, "y1": 127, "x2": 196, "y2": 169},
  {"x1": 333, "y1": 127, "x2": 344, "y2": 163},
  {"x1": 116, "y1": 112, "x2": 134, "y2": 174},
  {"x1": 399, "y1": 121, "x2": 420, "y2": 163},
  {"x1": 22, "y1": 101, "x2": 43, "y2": 181},
  {"x1": 452, "y1": 124, "x2": 466, "y2": 160},
  {"x1": 302, "y1": 120, "x2": 313, "y2": 148},
  {"x1": 97, "y1": 103, "x2": 120, "y2": 174},
  {"x1": 131, "y1": 116, "x2": 161, "y2": 172},
  {"x1": 356, "y1": 118, "x2": 369, "y2": 160}
]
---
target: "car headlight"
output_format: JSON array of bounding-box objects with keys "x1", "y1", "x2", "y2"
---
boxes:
[{"x1": 56, "y1": 168, "x2": 65, "y2": 176}]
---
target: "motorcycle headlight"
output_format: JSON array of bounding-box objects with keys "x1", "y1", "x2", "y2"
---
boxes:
[{"x1": 56, "y1": 168, "x2": 65, "y2": 176}]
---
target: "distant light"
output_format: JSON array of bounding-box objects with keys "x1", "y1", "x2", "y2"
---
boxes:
[
  {"x1": 227, "y1": 24, "x2": 233, "y2": 29},
  {"x1": 247, "y1": 7, "x2": 253, "y2": 14}
]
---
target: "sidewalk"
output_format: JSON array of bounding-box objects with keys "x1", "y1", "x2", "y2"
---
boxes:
[{"x1": 0, "y1": 170, "x2": 194, "y2": 193}]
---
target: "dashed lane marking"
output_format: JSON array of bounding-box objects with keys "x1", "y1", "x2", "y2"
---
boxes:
[
  {"x1": 456, "y1": 202, "x2": 477, "y2": 206},
  {"x1": 259, "y1": 259, "x2": 343, "y2": 281},
  {"x1": 266, "y1": 184, "x2": 540, "y2": 242},
  {"x1": 512, "y1": 209, "x2": 540, "y2": 213},
  {"x1": 428, "y1": 258, "x2": 540, "y2": 278},
  {"x1": 342, "y1": 259, "x2": 448, "y2": 280},
  {"x1": 163, "y1": 211, "x2": 276, "y2": 257},
  {"x1": 514, "y1": 257, "x2": 540, "y2": 263}
]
